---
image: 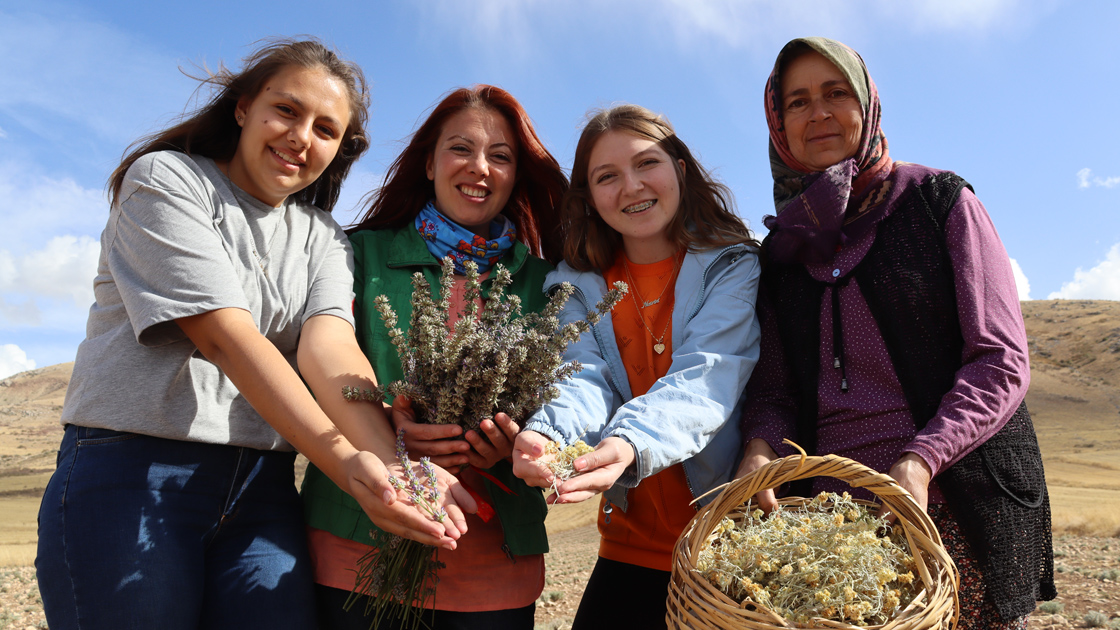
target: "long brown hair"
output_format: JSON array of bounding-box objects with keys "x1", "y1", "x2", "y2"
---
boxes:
[
  {"x1": 108, "y1": 38, "x2": 369, "y2": 212},
  {"x1": 560, "y1": 104, "x2": 757, "y2": 272},
  {"x1": 349, "y1": 85, "x2": 568, "y2": 264}
]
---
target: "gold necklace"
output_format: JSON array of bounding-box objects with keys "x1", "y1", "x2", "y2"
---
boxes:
[
  {"x1": 622, "y1": 253, "x2": 681, "y2": 354},
  {"x1": 623, "y1": 255, "x2": 677, "y2": 309}
]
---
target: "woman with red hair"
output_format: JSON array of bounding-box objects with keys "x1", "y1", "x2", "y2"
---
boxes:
[{"x1": 301, "y1": 85, "x2": 568, "y2": 630}]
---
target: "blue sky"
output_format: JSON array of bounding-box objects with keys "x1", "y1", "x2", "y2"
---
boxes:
[{"x1": 1, "y1": 0, "x2": 1118, "y2": 377}]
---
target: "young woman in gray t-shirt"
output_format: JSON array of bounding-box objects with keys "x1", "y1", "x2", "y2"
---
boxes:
[{"x1": 35, "y1": 38, "x2": 475, "y2": 630}]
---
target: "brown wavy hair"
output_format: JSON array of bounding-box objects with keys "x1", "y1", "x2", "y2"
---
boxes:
[
  {"x1": 348, "y1": 85, "x2": 568, "y2": 264},
  {"x1": 560, "y1": 104, "x2": 757, "y2": 272},
  {"x1": 108, "y1": 38, "x2": 370, "y2": 212}
]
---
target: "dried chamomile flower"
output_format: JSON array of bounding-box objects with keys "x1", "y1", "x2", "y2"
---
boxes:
[
  {"x1": 544, "y1": 439, "x2": 594, "y2": 484},
  {"x1": 693, "y1": 492, "x2": 919, "y2": 626}
]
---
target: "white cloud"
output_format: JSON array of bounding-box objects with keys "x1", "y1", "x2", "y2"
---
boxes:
[
  {"x1": 10, "y1": 235, "x2": 101, "y2": 306},
  {"x1": 0, "y1": 296, "x2": 41, "y2": 326},
  {"x1": 0, "y1": 235, "x2": 100, "y2": 327},
  {"x1": 1009, "y1": 258, "x2": 1031, "y2": 301},
  {"x1": 1047, "y1": 243, "x2": 1120, "y2": 300},
  {"x1": 653, "y1": 0, "x2": 1036, "y2": 51},
  {"x1": 419, "y1": 0, "x2": 1039, "y2": 64},
  {"x1": 0, "y1": 126, "x2": 7, "y2": 139},
  {"x1": 0, "y1": 165, "x2": 107, "y2": 257},
  {"x1": 0, "y1": 343, "x2": 36, "y2": 380},
  {"x1": 892, "y1": 0, "x2": 1022, "y2": 30},
  {"x1": 418, "y1": 0, "x2": 548, "y2": 67},
  {"x1": 1077, "y1": 167, "x2": 1120, "y2": 189}
]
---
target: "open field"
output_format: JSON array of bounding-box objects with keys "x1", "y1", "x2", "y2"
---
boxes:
[{"x1": 0, "y1": 300, "x2": 1117, "y2": 628}]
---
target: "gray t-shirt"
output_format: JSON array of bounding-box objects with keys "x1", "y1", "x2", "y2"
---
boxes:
[{"x1": 61, "y1": 151, "x2": 355, "y2": 450}]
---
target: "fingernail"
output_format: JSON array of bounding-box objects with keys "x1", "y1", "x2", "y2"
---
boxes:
[{"x1": 382, "y1": 490, "x2": 395, "y2": 504}]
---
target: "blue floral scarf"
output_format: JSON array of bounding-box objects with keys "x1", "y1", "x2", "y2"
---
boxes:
[{"x1": 415, "y1": 202, "x2": 517, "y2": 274}]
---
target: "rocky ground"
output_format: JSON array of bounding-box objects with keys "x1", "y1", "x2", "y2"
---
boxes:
[
  {"x1": 0, "y1": 566, "x2": 44, "y2": 630},
  {"x1": 1028, "y1": 535, "x2": 1120, "y2": 629},
  {"x1": 0, "y1": 528, "x2": 1116, "y2": 628}
]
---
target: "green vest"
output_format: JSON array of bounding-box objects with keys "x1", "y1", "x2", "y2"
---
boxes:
[{"x1": 301, "y1": 224, "x2": 552, "y2": 555}]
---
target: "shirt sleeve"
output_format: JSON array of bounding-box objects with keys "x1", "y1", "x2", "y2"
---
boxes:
[
  {"x1": 904, "y1": 188, "x2": 1030, "y2": 476},
  {"x1": 302, "y1": 213, "x2": 356, "y2": 328},
  {"x1": 105, "y1": 153, "x2": 250, "y2": 347},
  {"x1": 522, "y1": 273, "x2": 621, "y2": 446}
]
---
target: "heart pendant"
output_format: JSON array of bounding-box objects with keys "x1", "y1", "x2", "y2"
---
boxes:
[{"x1": 654, "y1": 343, "x2": 666, "y2": 354}]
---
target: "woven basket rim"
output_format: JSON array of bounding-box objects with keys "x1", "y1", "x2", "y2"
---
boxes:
[{"x1": 666, "y1": 442, "x2": 960, "y2": 630}]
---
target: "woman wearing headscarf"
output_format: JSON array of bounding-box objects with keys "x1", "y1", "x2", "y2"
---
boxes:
[{"x1": 736, "y1": 37, "x2": 1056, "y2": 628}]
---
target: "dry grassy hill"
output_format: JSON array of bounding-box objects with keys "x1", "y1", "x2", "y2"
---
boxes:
[
  {"x1": 1, "y1": 301, "x2": 1117, "y2": 561},
  {"x1": 0, "y1": 363, "x2": 70, "y2": 569},
  {"x1": 1020, "y1": 300, "x2": 1120, "y2": 537}
]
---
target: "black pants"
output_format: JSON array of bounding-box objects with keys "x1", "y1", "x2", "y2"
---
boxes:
[
  {"x1": 572, "y1": 557, "x2": 671, "y2": 630},
  {"x1": 315, "y1": 583, "x2": 536, "y2": 630}
]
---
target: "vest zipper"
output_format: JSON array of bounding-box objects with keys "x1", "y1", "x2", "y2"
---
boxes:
[{"x1": 830, "y1": 278, "x2": 850, "y2": 393}]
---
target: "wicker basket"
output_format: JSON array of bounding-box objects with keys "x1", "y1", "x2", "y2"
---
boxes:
[{"x1": 667, "y1": 446, "x2": 959, "y2": 629}]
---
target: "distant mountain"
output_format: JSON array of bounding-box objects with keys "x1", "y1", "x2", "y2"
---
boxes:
[
  {"x1": 0, "y1": 362, "x2": 71, "y2": 476},
  {"x1": 1, "y1": 300, "x2": 1117, "y2": 510}
]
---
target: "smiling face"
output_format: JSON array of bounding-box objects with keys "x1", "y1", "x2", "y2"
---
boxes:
[
  {"x1": 587, "y1": 130, "x2": 685, "y2": 264},
  {"x1": 425, "y1": 107, "x2": 517, "y2": 237},
  {"x1": 226, "y1": 65, "x2": 350, "y2": 207},
  {"x1": 780, "y1": 51, "x2": 864, "y2": 172}
]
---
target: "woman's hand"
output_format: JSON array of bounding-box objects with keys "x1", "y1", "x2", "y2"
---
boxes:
[
  {"x1": 390, "y1": 396, "x2": 471, "y2": 469},
  {"x1": 733, "y1": 438, "x2": 779, "y2": 513},
  {"x1": 177, "y1": 310, "x2": 474, "y2": 549},
  {"x1": 338, "y1": 450, "x2": 475, "y2": 550},
  {"x1": 391, "y1": 397, "x2": 519, "y2": 470},
  {"x1": 511, "y1": 430, "x2": 555, "y2": 488},
  {"x1": 550, "y1": 436, "x2": 635, "y2": 505},
  {"x1": 462, "y1": 413, "x2": 519, "y2": 469},
  {"x1": 883, "y1": 452, "x2": 932, "y2": 519}
]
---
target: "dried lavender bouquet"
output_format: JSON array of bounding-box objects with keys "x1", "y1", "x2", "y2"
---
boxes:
[
  {"x1": 346, "y1": 256, "x2": 626, "y2": 630},
  {"x1": 377, "y1": 255, "x2": 626, "y2": 432}
]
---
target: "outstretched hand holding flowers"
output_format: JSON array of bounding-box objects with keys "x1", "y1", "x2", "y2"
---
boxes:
[
  {"x1": 513, "y1": 432, "x2": 636, "y2": 505},
  {"x1": 334, "y1": 385, "x2": 476, "y2": 546}
]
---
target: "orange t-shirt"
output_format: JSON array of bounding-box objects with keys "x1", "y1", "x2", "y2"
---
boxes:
[
  {"x1": 307, "y1": 271, "x2": 544, "y2": 611},
  {"x1": 597, "y1": 251, "x2": 697, "y2": 572}
]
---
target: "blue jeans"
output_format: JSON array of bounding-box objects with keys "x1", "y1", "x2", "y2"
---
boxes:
[{"x1": 36, "y1": 425, "x2": 317, "y2": 630}]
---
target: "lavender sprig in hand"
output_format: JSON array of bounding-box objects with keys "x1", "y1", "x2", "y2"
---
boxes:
[
  {"x1": 339, "y1": 425, "x2": 446, "y2": 630},
  {"x1": 387, "y1": 429, "x2": 447, "y2": 523}
]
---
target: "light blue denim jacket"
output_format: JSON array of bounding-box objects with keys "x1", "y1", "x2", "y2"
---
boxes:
[{"x1": 523, "y1": 244, "x2": 761, "y2": 511}]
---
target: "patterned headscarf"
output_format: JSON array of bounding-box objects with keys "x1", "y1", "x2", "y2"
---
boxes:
[{"x1": 762, "y1": 37, "x2": 893, "y2": 264}]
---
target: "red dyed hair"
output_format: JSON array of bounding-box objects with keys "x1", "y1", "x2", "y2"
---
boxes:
[{"x1": 349, "y1": 85, "x2": 568, "y2": 264}]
